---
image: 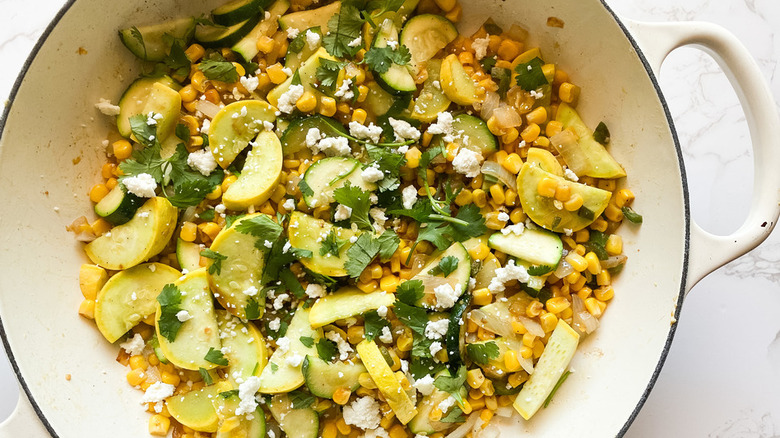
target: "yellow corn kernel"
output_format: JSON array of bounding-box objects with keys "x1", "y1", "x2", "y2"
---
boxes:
[
  {"x1": 554, "y1": 184, "x2": 571, "y2": 203},
  {"x1": 232, "y1": 62, "x2": 246, "y2": 77},
  {"x1": 584, "y1": 251, "x2": 602, "y2": 275},
  {"x1": 148, "y1": 414, "x2": 171, "y2": 436},
  {"x1": 355, "y1": 84, "x2": 369, "y2": 103},
  {"x1": 596, "y1": 270, "x2": 611, "y2": 287},
  {"x1": 469, "y1": 396, "x2": 486, "y2": 412},
  {"x1": 597, "y1": 179, "x2": 617, "y2": 191},
  {"x1": 532, "y1": 339, "x2": 545, "y2": 358},
  {"x1": 525, "y1": 300, "x2": 543, "y2": 318},
  {"x1": 296, "y1": 91, "x2": 318, "y2": 113},
  {"x1": 161, "y1": 371, "x2": 180, "y2": 386},
  {"x1": 256, "y1": 35, "x2": 275, "y2": 54},
  {"x1": 606, "y1": 234, "x2": 623, "y2": 255},
  {"x1": 180, "y1": 221, "x2": 198, "y2": 242},
  {"x1": 479, "y1": 408, "x2": 495, "y2": 425},
  {"x1": 396, "y1": 331, "x2": 413, "y2": 351},
  {"x1": 472, "y1": 189, "x2": 487, "y2": 208},
  {"x1": 615, "y1": 189, "x2": 635, "y2": 208},
  {"x1": 503, "y1": 350, "x2": 522, "y2": 372},
  {"x1": 129, "y1": 355, "x2": 148, "y2": 371},
  {"x1": 466, "y1": 243, "x2": 489, "y2": 262},
  {"x1": 319, "y1": 96, "x2": 337, "y2": 117},
  {"x1": 537, "y1": 177, "x2": 558, "y2": 198},
  {"x1": 539, "y1": 312, "x2": 558, "y2": 333},
  {"x1": 477, "y1": 327, "x2": 495, "y2": 341},
  {"x1": 467, "y1": 368, "x2": 485, "y2": 389},
  {"x1": 221, "y1": 174, "x2": 238, "y2": 193},
  {"x1": 184, "y1": 43, "x2": 205, "y2": 63},
  {"x1": 336, "y1": 418, "x2": 352, "y2": 435},
  {"x1": 445, "y1": 142, "x2": 459, "y2": 161},
  {"x1": 126, "y1": 368, "x2": 146, "y2": 387},
  {"x1": 584, "y1": 297, "x2": 603, "y2": 317},
  {"x1": 534, "y1": 135, "x2": 550, "y2": 148},
  {"x1": 78, "y1": 299, "x2": 95, "y2": 319},
  {"x1": 484, "y1": 212, "x2": 506, "y2": 231},
  {"x1": 470, "y1": 174, "x2": 485, "y2": 190},
  {"x1": 519, "y1": 346, "x2": 533, "y2": 359},
  {"x1": 458, "y1": 50, "x2": 474, "y2": 66},
  {"x1": 571, "y1": 229, "x2": 588, "y2": 244},
  {"x1": 454, "y1": 189, "x2": 473, "y2": 207},
  {"x1": 489, "y1": 184, "x2": 506, "y2": 205},
  {"x1": 89, "y1": 218, "x2": 111, "y2": 237},
  {"x1": 178, "y1": 84, "x2": 198, "y2": 103},
  {"x1": 472, "y1": 288, "x2": 493, "y2": 306},
  {"x1": 444, "y1": 3, "x2": 462, "y2": 22},
  {"x1": 500, "y1": 127, "x2": 518, "y2": 144},
  {"x1": 604, "y1": 203, "x2": 624, "y2": 222},
  {"x1": 357, "y1": 280, "x2": 378, "y2": 293},
  {"x1": 511, "y1": 320, "x2": 527, "y2": 335},
  {"x1": 380, "y1": 275, "x2": 400, "y2": 293},
  {"x1": 521, "y1": 123, "x2": 541, "y2": 143},
  {"x1": 332, "y1": 387, "x2": 352, "y2": 405},
  {"x1": 509, "y1": 372, "x2": 529, "y2": 389},
  {"x1": 388, "y1": 424, "x2": 408, "y2": 438},
  {"x1": 497, "y1": 39, "x2": 522, "y2": 61},
  {"x1": 526, "y1": 107, "x2": 548, "y2": 125},
  {"x1": 369, "y1": 264, "x2": 383, "y2": 279},
  {"x1": 198, "y1": 222, "x2": 222, "y2": 241},
  {"x1": 203, "y1": 88, "x2": 221, "y2": 105},
  {"x1": 428, "y1": 407, "x2": 443, "y2": 422},
  {"x1": 565, "y1": 252, "x2": 588, "y2": 272},
  {"x1": 266, "y1": 63, "x2": 287, "y2": 84},
  {"x1": 546, "y1": 297, "x2": 571, "y2": 314},
  {"x1": 351, "y1": 108, "x2": 368, "y2": 125},
  {"x1": 576, "y1": 286, "x2": 592, "y2": 301},
  {"x1": 522, "y1": 332, "x2": 536, "y2": 348},
  {"x1": 469, "y1": 388, "x2": 484, "y2": 401},
  {"x1": 509, "y1": 208, "x2": 526, "y2": 224},
  {"x1": 545, "y1": 120, "x2": 563, "y2": 138},
  {"x1": 570, "y1": 275, "x2": 587, "y2": 292},
  {"x1": 190, "y1": 70, "x2": 208, "y2": 92},
  {"x1": 405, "y1": 147, "x2": 421, "y2": 169},
  {"x1": 590, "y1": 217, "x2": 609, "y2": 232},
  {"x1": 595, "y1": 285, "x2": 614, "y2": 302},
  {"x1": 502, "y1": 153, "x2": 523, "y2": 174},
  {"x1": 486, "y1": 115, "x2": 507, "y2": 136},
  {"x1": 321, "y1": 421, "x2": 339, "y2": 438},
  {"x1": 434, "y1": 0, "x2": 457, "y2": 11},
  {"x1": 359, "y1": 372, "x2": 378, "y2": 390},
  {"x1": 484, "y1": 395, "x2": 498, "y2": 412},
  {"x1": 112, "y1": 139, "x2": 133, "y2": 160},
  {"x1": 337, "y1": 102, "x2": 351, "y2": 114},
  {"x1": 559, "y1": 82, "x2": 581, "y2": 104}
]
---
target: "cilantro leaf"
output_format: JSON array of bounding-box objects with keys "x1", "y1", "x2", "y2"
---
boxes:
[
  {"x1": 364, "y1": 45, "x2": 411, "y2": 74},
  {"x1": 409, "y1": 356, "x2": 445, "y2": 380},
  {"x1": 428, "y1": 256, "x2": 459, "y2": 277},
  {"x1": 320, "y1": 228, "x2": 347, "y2": 257},
  {"x1": 245, "y1": 299, "x2": 261, "y2": 320},
  {"x1": 466, "y1": 341, "x2": 500, "y2": 365},
  {"x1": 514, "y1": 57, "x2": 548, "y2": 91},
  {"x1": 376, "y1": 229, "x2": 400, "y2": 261},
  {"x1": 164, "y1": 40, "x2": 191, "y2": 78},
  {"x1": 434, "y1": 365, "x2": 467, "y2": 404},
  {"x1": 393, "y1": 300, "x2": 427, "y2": 335},
  {"x1": 366, "y1": 0, "x2": 406, "y2": 15},
  {"x1": 299, "y1": 336, "x2": 315, "y2": 348},
  {"x1": 344, "y1": 233, "x2": 381, "y2": 278},
  {"x1": 199, "y1": 57, "x2": 239, "y2": 83},
  {"x1": 167, "y1": 178, "x2": 218, "y2": 208},
  {"x1": 363, "y1": 310, "x2": 390, "y2": 342},
  {"x1": 440, "y1": 406, "x2": 465, "y2": 423},
  {"x1": 175, "y1": 124, "x2": 190, "y2": 142},
  {"x1": 289, "y1": 390, "x2": 316, "y2": 409},
  {"x1": 280, "y1": 268, "x2": 306, "y2": 299},
  {"x1": 333, "y1": 183, "x2": 373, "y2": 231},
  {"x1": 225, "y1": 214, "x2": 244, "y2": 229},
  {"x1": 128, "y1": 114, "x2": 160, "y2": 148},
  {"x1": 198, "y1": 209, "x2": 216, "y2": 221},
  {"x1": 593, "y1": 122, "x2": 610, "y2": 144},
  {"x1": 491, "y1": 66, "x2": 512, "y2": 98},
  {"x1": 480, "y1": 55, "x2": 497, "y2": 72},
  {"x1": 451, "y1": 204, "x2": 488, "y2": 240},
  {"x1": 270, "y1": 362, "x2": 279, "y2": 372},
  {"x1": 298, "y1": 178, "x2": 314, "y2": 197},
  {"x1": 220, "y1": 389, "x2": 239, "y2": 399},
  {"x1": 527, "y1": 265, "x2": 554, "y2": 276},
  {"x1": 395, "y1": 280, "x2": 424, "y2": 306},
  {"x1": 316, "y1": 338, "x2": 338, "y2": 362},
  {"x1": 322, "y1": 4, "x2": 365, "y2": 58},
  {"x1": 198, "y1": 368, "x2": 214, "y2": 385},
  {"x1": 234, "y1": 214, "x2": 284, "y2": 250},
  {"x1": 288, "y1": 26, "x2": 321, "y2": 54},
  {"x1": 416, "y1": 222, "x2": 452, "y2": 251},
  {"x1": 622, "y1": 206, "x2": 643, "y2": 224},
  {"x1": 205, "y1": 347, "x2": 229, "y2": 366},
  {"x1": 583, "y1": 230, "x2": 609, "y2": 260},
  {"x1": 365, "y1": 144, "x2": 405, "y2": 192},
  {"x1": 315, "y1": 58, "x2": 348, "y2": 93},
  {"x1": 200, "y1": 249, "x2": 227, "y2": 275},
  {"x1": 156, "y1": 284, "x2": 184, "y2": 342},
  {"x1": 128, "y1": 26, "x2": 147, "y2": 59}
]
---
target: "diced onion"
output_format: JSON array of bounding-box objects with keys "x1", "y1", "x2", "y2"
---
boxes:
[
  {"x1": 550, "y1": 130, "x2": 588, "y2": 176},
  {"x1": 446, "y1": 413, "x2": 480, "y2": 438},
  {"x1": 481, "y1": 161, "x2": 518, "y2": 192},
  {"x1": 407, "y1": 254, "x2": 428, "y2": 278},
  {"x1": 553, "y1": 259, "x2": 574, "y2": 279},
  {"x1": 492, "y1": 104, "x2": 523, "y2": 129},
  {"x1": 479, "y1": 426, "x2": 500, "y2": 438},
  {"x1": 601, "y1": 254, "x2": 628, "y2": 269},
  {"x1": 517, "y1": 315, "x2": 545, "y2": 337},
  {"x1": 495, "y1": 406, "x2": 515, "y2": 418},
  {"x1": 518, "y1": 353, "x2": 535, "y2": 374},
  {"x1": 66, "y1": 216, "x2": 97, "y2": 242},
  {"x1": 195, "y1": 100, "x2": 221, "y2": 119},
  {"x1": 572, "y1": 295, "x2": 600, "y2": 335},
  {"x1": 480, "y1": 91, "x2": 500, "y2": 120},
  {"x1": 181, "y1": 206, "x2": 197, "y2": 223}
]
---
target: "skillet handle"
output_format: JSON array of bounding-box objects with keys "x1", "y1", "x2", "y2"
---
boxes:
[
  {"x1": 0, "y1": 391, "x2": 51, "y2": 438},
  {"x1": 624, "y1": 19, "x2": 780, "y2": 291}
]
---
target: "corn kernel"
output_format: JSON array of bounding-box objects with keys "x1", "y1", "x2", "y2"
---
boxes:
[
  {"x1": 615, "y1": 189, "x2": 635, "y2": 208},
  {"x1": 590, "y1": 217, "x2": 609, "y2": 232},
  {"x1": 389, "y1": 424, "x2": 409, "y2": 438},
  {"x1": 112, "y1": 139, "x2": 133, "y2": 160},
  {"x1": 604, "y1": 203, "x2": 623, "y2": 222},
  {"x1": 502, "y1": 153, "x2": 523, "y2": 174},
  {"x1": 565, "y1": 252, "x2": 588, "y2": 272},
  {"x1": 545, "y1": 120, "x2": 563, "y2": 138},
  {"x1": 511, "y1": 320, "x2": 527, "y2": 335},
  {"x1": 584, "y1": 297, "x2": 603, "y2": 317},
  {"x1": 333, "y1": 387, "x2": 352, "y2": 405},
  {"x1": 396, "y1": 331, "x2": 413, "y2": 351},
  {"x1": 584, "y1": 252, "x2": 602, "y2": 275},
  {"x1": 454, "y1": 189, "x2": 473, "y2": 206},
  {"x1": 489, "y1": 184, "x2": 505, "y2": 205},
  {"x1": 508, "y1": 372, "x2": 528, "y2": 388},
  {"x1": 520, "y1": 346, "x2": 533, "y2": 359},
  {"x1": 606, "y1": 234, "x2": 623, "y2": 255},
  {"x1": 380, "y1": 275, "x2": 400, "y2": 293},
  {"x1": 126, "y1": 368, "x2": 146, "y2": 387},
  {"x1": 472, "y1": 189, "x2": 487, "y2": 208},
  {"x1": 336, "y1": 418, "x2": 352, "y2": 435},
  {"x1": 537, "y1": 177, "x2": 558, "y2": 198},
  {"x1": 129, "y1": 355, "x2": 148, "y2": 371},
  {"x1": 467, "y1": 368, "x2": 485, "y2": 389},
  {"x1": 444, "y1": 3, "x2": 462, "y2": 22},
  {"x1": 497, "y1": 40, "x2": 521, "y2": 61},
  {"x1": 526, "y1": 107, "x2": 548, "y2": 125},
  {"x1": 501, "y1": 127, "x2": 519, "y2": 144},
  {"x1": 597, "y1": 179, "x2": 617, "y2": 191},
  {"x1": 322, "y1": 421, "x2": 339, "y2": 438},
  {"x1": 546, "y1": 297, "x2": 571, "y2": 314},
  {"x1": 149, "y1": 414, "x2": 170, "y2": 436},
  {"x1": 458, "y1": 50, "x2": 474, "y2": 65},
  {"x1": 472, "y1": 288, "x2": 493, "y2": 306},
  {"x1": 359, "y1": 372, "x2": 377, "y2": 389},
  {"x1": 477, "y1": 327, "x2": 495, "y2": 341},
  {"x1": 315, "y1": 96, "x2": 337, "y2": 117},
  {"x1": 525, "y1": 300, "x2": 544, "y2": 318},
  {"x1": 467, "y1": 243, "x2": 490, "y2": 261},
  {"x1": 79, "y1": 264, "x2": 107, "y2": 300},
  {"x1": 532, "y1": 339, "x2": 545, "y2": 358},
  {"x1": 479, "y1": 409, "x2": 495, "y2": 425},
  {"x1": 352, "y1": 108, "x2": 368, "y2": 125},
  {"x1": 180, "y1": 221, "x2": 198, "y2": 242},
  {"x1": 405, "y1": 147, "x2": 421, "y2": 169},
  {"x1": 595, "y1": 286, "x2": 614, "y2": 301},
  {"x1": 509, "y1": 208, "x2": 526, "y2": 224},
  {"x1": 256, "y1": 35, "x2": 275, "y2": 54},
  {"x1": 559, "y1": 82, "x2": 581, "y2": 103},
  {"x1": 445, "y1": 142, "x2": 459, "y2": 161},
  {"x1": 503, "y1": 350, "x2": 521, "y2": 371},
  {"x1": 554, "y1": 184, "x2": 571, "y2": 203},
  {"x1": 539, "y1": 312, "x2": 558, "y2": 333},
  {"x1": 296, "y1": 91, "x2": 318, "y2": 113},
  {"x1": 487, "y1": 116, "x2": 507, "y2": 136},
  {"x1": 184, "y1": 44, "x2": 205, "y2": 62},
  {"x1": 266, "y1": 63, "x2": 288, "y2": 84},
  {"x1": 521, "y1": 123, "x2": 541, "y2": 143},
  {"x1": 484, "y1": 211, "x2": 506, "y2": 230}
]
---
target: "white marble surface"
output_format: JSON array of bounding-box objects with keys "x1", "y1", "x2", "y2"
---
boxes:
[{"x1": 1, "y1": 0, "x2": 779, "y2": 436}]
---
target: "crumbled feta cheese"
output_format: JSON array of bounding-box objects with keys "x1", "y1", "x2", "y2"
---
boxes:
[
  {"x1": 94, "y1": 98, "x2": 120, "y2": 116},
  {"x1": 424, "y1": 319, "x2": 449, "y2": 340},
  {"x1": 365, "y1": 429, "x2": 390, "y2": 438},
  {"x1": 240, "y1": 75, "x2": 259, "y2": 92},
  {"x1": 146, "y1": 111, "x2": 163, "y2": 126},
  {"x1": 334, "y1": 204, "x2": 353, "y2": 221},
  {"x1": 369, "y1": 193, "x2": 379, "y2": 205},
  {"x1": 361, "y1": 165, "x2": 384, "y2": 183},
  {"x1": 342, "y1": 396, "x2": 382, "y2": 430},
  {"x1": 432, "y1": 80, "x2": 441, "y2": 90},
  {"x1": 347, "y1": 36, "x2": 363, "y2": 48},
  {"x1": 305, "y1": 283, "x2": 326, "y2": 299},
  {"x1": 488, "y1": 260, "x2": 530, "y2": 292},
  {"x1": 283, "y1": 241, "x2": 292, "y2": 253},
  {"x1": 306, "y1": 128, "x2": 324, "y2": 148},
  {"x1": 437, "y1": 396, "x2": 457, "y2": 413},
  {"x1": 276, "y1": 337, "x2": 291, "y2": 355},
  {"x1": 283, "y1": 198, "x2": 296, "y2": 211},
  {"x1": 282, "y1": 67, "x2": 293, "y2": 77},
  {"x1": 273, "y1": 293, "x2": 289, "y2": 310},
  {"x1": 120, "y1": 333, "x2": 145, "y2": 356},
  {"x1": 200, "y1": 118, "x2": 210, "y2": 133},
  {"x1": 268, "y1": 318, "x2": 281, "y2": 331},
  {"x1": 563, "y1": 167, "x2": 580, "y2": 181},
  {"x1": 263, "y1": 120, "x2": 275, "y2": 131},
  {"x1": 413, "y1": 375, "x2": 435, "y2": 396},
  {"x1": 369, "y1": 207, "x2": 387, "y2": 234},
  {"x1": 349, "y1": 121, "x2": 384, "y2": 144},
  {"x1": 285, "y1": 353, "x2": 304, "y2": 367},
  {"x1": 334, "y1": 78, "x2": 354, "y2": 101},
  {"x1": 349, "y1": 235, "x2": 358, "y2": 243},
  {"x1": 387, "y1": 40, "x2": 399, "y2": 49},
  {"x1": 377, "y1": 305, "x2": 388, "y2": 318},
  {"x1": 433, "y1": 283, "x2": 462, "y2": 310},
  {"x1": 429, "y1": 341, "x2": 443, "y2": 357},
  {"x1": 243, "y1": 285, "x2": 258, "y2": 297},
  {"x1": 388, "y1": 117, "x2": 421, "y2": 141},
  {"x1": 263, "y1": 240, "x2": 274, "y2": 248},
  {"x1": 122, "y1": 173, "x2": 157, "y2": 198},
  {"x1": 452, "y1": 147, "x2": 484, "y2": 178},
  {"x1": 326, "y1": 331, "x2": 353, "y2": 361},
  {"x1": 472, "y1": 35, "x2": 491, "y2": 60},
  {"x1": 187, "y1": 148, "x2": 218, "y2": 176},
  {"x1": 309, "y1": 135, "x2": 351, "y2": 156},
  {"x1": 500, "y1": 222, "x2": 525, "y2": 236},
  {"x1": 396, "y1": 145, "x2": 409, "y2": 154},
  {"x1": 497, "y1": 211, "x2": 510, "y2": 222},
  {"x1": 176, "y1": 310, "x2": 192, "y2": 322},
  {"x1": 215, "y1": 204, "x2": 226, "y2": 214},
  {"x1": 530, "y1": 89, "x2": 544, "y2": 100},
  {"x1": 141, "y1": 382, "x2": 175, "y2": 405},
  {"x1": 379, "y1": 326, "x2": 393, "y2": 343},
  {"x1": 286, "y1": 27, "x2": 300, "y2": 39},
  {"x1": 276, "y1": 84, "x2": 305, "y2": 114},
  {"x1": 427, "y1": 112, "x2": 457, "y2": 142},
  {"x1": 401, "y1": 185, "x2": 418, "y2": 210},
  {"x1": 305, "y1": 29, "x2": 321, "y2": 49},
  {"x1": 234, "y1": 376, "x2": 262, "y2": 417}
]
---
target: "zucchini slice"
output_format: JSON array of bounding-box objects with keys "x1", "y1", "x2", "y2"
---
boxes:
[
  {"x1": 526, "y1": 147, "x2": 564, "y2": 176},
  {"x1": 139, "y1": 81, "x2": 183, "y2": 143},
  {"x1": 356, "y1": 340, "x2": 418, "y2": 424},
  {"x1": 209, "y1": 100, "x2": 277, "y2": 169},
  {"x1": 94, "y1": 184, "x2": 143, "y2": 226},
  {"x1": 280, "y1": 115, "x2": 346, "y2": 155},
  {"x1": 85, "y1": 197, "x2": 178, "y2": 270},
  {"x1": 268, "y1": 394, "x2": 319, "y2": 438},
  {"x1": 267, "y1": 47, "x2": 338, "y2": 108},
  {"x1": 217, "y1": 310, "x2": 268, "y2": 386},
  {"x1": 213, "y1": 393, "x2": 267, "y2": 438},
  {"x1": 309, "y1": 287, "x2": 395, "y2": 328},
  {"x1": 450, "y1": 114, "x2": 498, "y2": 156},
  {"x1": 302, "y1": 355, "x2": 366, "y2": 399},
  {"x1": 408, "y1": 371, "x2": 453, "y2": 435},
  {"x1": 222, "y1": 131, "x2": 284, "y2": 210},
  {"x1": 409, "y1": 242, "x2": 471, "y2": 309},
  {"x1": 487, "y1": 227, "x2": 563, "y2": 268},
  {"x1": 361, "y1": 81, "x2": 396, "y2": 119},
  {"x1": 410, "y1": 59, "x2": 451, "y2": 123},
  {"x1": 155, "y1": 269, "x2": 222, "y2": 371},
  {"x1": 301, "y1": 156, "x2": 376, "y2": 208},
  {"x1": 195, "y1": 14, "x2": 263, "y2": 48},
  {"x1": 284, "y1": 26, "x2": 322, "y2": 72},
  {"x1": 440, "y1": 53, "x2": 481, "y2": 106},
  {"x1": 116, "y1": 75, "x2": 178, "y2": 138},
  {"x1": 372, "y1": 19, "x2": 416, "y2": 94},
  {"x1": 257, "y1": 304, "x2": 322, "y2": 393},
  {"x1": 287, "y1": 212, "x2": 360, "y2": 277},
  {"x1": 278, "y1": 1, "x2": 341, "y2": 31},
  {"x1": 118, "y1": 17, "x2": 196, "y2": 62},
  {"x1": 400, "y1": 14, "x2": 458, "y2": 74},
  {"x1": 166, "y1": 381, "x2": 232, "y2": 433},
  {"x1": 232, "y1": 0, "x2": 291, "y2": 62},
  {"x1": 94, "y1": 263, "x2": 181, "y2": 343},
  {"x1": 176, "y1": 239, "x2": 203, "y2": 272},
  {"x1": 555, "y1": 103, "x2": 626, "y2": 179},
  {"x1": 213, "y1": 0, "x2": 265, "y2": 26}
]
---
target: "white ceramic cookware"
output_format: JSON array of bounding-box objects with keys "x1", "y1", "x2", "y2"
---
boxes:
[{"x1": 0, "y1": 0, "x2": 778, "y2": 436}]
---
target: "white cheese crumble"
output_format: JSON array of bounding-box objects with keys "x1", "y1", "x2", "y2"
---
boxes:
[
  {"x1": 234, "y1": 376, "x2": 262, "y2": 417},
  {"x1": 413, "y1": 375, "x2": 435, "y2": 396},
  {"x1": 377, "y1": 305, "x2": 388, "y2": 318},
  {"x1": 305, "y1": 283, "x2": 326, "y2": 299},
  {"x1": 437, "y1": 396, "x2": 457, "y2": 413},
  {"x1": 200, "y1": 118, "x2": 211, "y2": 133},
  {"x1": 347, "y1": 36, "x2": 363, "y2": 47},
  {"x1": 501, "y1": 222, "x2": 525, "y2": 236},
  {"x1": 187, "y1": 148, "x2": 218, "y2": 176},
  {"x1": 388, "y1": 117, "x2": 421, "y2": 141},
  {"x1": 427, "y1": 112, "x2": 457, "y2": 142},
  {"x1": 276, "y1": 337, "x2": 291, "y2": 355},
  {"x1": 273, "y1": 293, "x2": 290, "y2": 310},
  {"x1": 472, "y1": 35, "x2": 491, "y2": 60},
  {"x1": 424, "y1": 319, "x2": 450, "y2": 340},
  {"x1": 283, "y1": 198, "x2": 296, "y2": 211},
  {"x1": 123, "y1": 173, "x2": 157, "y2": 198},
  {"x1": 276, "y1": 84, "x2": 305, "y2": 114},
  {"x1": 401, "y1": 185, "x2": 419, "y2": 210},
  {"x1": 530, "y1": 89, "x2": 545, "y2": 100},
  {"x1": 285, "y1": 353, "x2": 304, "y2": 367},
  {"x1": 94, "y1": 98, "x2": 120, "y2": 116},
  {"x1": 387, "y1": 40, "x2": 399, "y2": 49},
  {"x1": 488, "y1": 260, "x2": 530, "y2": 292},
  {"x1": 120, "y1": 333, "x2": 145, "y2": 356},
  {"x1": 325, "y1": 331, "x2": 353, "y2": 361},
  {"x1": 369, "y1": 207, "x2": 387, "y2": 234},
  {"x1": 365, "y1": 429, "x2": 390, "y2": 438},
  {"x1": 334, "y1": 204, "x2": 353, "y2": 221},
  {"x1": 429, "y1": 341, "x2": 443, "y2": 357},
  {"x1": 342, "y1": 396, "x2": 382, "y2": 430},
  {"x1": 305, "y1": 29, "x2": 321, "y2": 49},
  {"x1": 306, "y1": 128, "x2": 351, "y2": 156},
  {"x1": 361, "y1": 165, "x2": 385, "y2": 183},
  {"x1": 564, "y1": 167, "x2": 580, "y2": 181},
  {"x1": 176, "y1": 310, "x2": 192, "y2": 322},
  {"x1": 141, "y1": 381, "x2": 175, "y2": 405},
  {"x1": 244, "y1": 286, "x2": 258, "y2": 297},
  {"x1": 240, "y1": 75, "x2": 259, "y2": 92},
  {"x1": 379, "y1": 326, "x2": 393, "y2": 343},
  {"x1": 286, "y1": 27, "x2": 300, "y2": 39},
  {"x1": 349, "y1": 121, "x2": 383, "y2": 144},
  {"x1": 146, "y1": 111, "x2": 162, "y2": 126},
  {"x1": 269, "y1": 318, "x2": 281, "y2": 331},
  {"x1": 334, "y1": 78, "x2": 354, "y2": 101},
  {"x1": 452, "y1": 147, "x2": 484, "y2": 178},
  {"x1": 433, "y1": 283, "x2": 462, "y2": 310},
  {"x1": 497, "y1": 211, "x2": 510, "y2": 222}
]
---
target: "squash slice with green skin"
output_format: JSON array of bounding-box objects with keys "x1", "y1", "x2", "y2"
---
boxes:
[
  {"x1": 268, "y1": 47, "x2": 338, "y2": 107},
  {"x1": 278, "y1": 1, "x2": 340, "y2": 32},
  {"x1": 216, "y1": 310, "x2": 268, "y2": 386},
  {"x1": 166, "y1": 381, "x2": 232, "y2": 433},
  {"x1": 140, "y1": 82, "x2": 182, "y2": 143},
  {"x1": 257, "y1": 304, "x2": 322, "y2": 393},
  {"x1": 176, "y1": 239, "x2": 203, "y2": 272},
  {"x1": 309, "y1": 287, "x2": 395, "y2": 328},
  {"x1": 116, "y1": 75, "x2": 179, "y2": 137},
  {"x1": 95, "y1": 262, "x2": 180, "y2": 343},
  {"x1": 155, "y1": 269, "x2": 222, "y2": 370},
  {"x1": 85, "y1": 197, "x2": 178, "y2": 270},
  {"x1": 302, "y1": 355, "x2": 366, "y2": 399},
  {"x1": 209, "y1": 100, "x2": 276, "y2": 169},
  {"x1": 356, "y1": 340, "x2": 418, "y2": 424},
  {"x1": 440, "y1": 54, "x2": 481, "y2": 106},
  {"x1": 287, "y1": 212, "x2": 360, "y2": 277},
  {"x1": 411, "y1": 59, "x2": 451, "y2": 123},
  {"x1": 517, "y1": 162, "x2": 611, "y2": 233},
  {"x1": 212, "y1": 393, "x2": 266, "y2": 438},
  {"x1": 222, "y1": 130, "x2": 283, "y2": 210},
  {"x1": 410, "y1": 242, "x2": 471, "y2": 309},
  {"x1": 268, "y1": 394, "x2": 319, "y2": 438},
  {"x1": 207, "y1": 214, "x2": 270, "y2": 319},
  {"x1": 555, "y1": 102, "x2": 626, "y2": 179}
]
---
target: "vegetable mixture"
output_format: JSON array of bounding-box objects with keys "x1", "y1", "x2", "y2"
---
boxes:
[{"x1": 73, "y1": 0, "x2": 642, "y2": 436}]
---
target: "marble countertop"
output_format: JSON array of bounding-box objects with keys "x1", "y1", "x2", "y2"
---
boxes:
[{"x1": 1, "y1": 0, "x2": 778, "y2": 436}]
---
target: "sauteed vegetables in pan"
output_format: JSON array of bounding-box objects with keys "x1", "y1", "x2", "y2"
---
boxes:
[{"x1": 71, "y1": 0, "x2": 641, "y2": 436}]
